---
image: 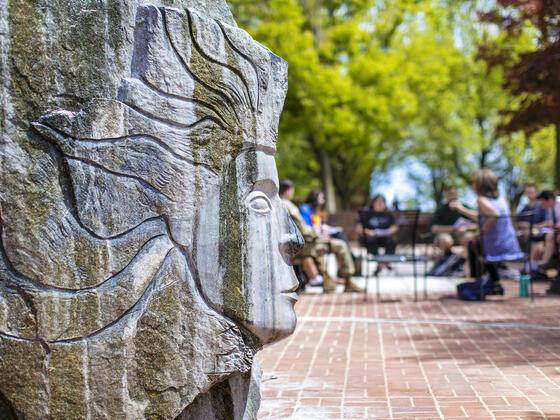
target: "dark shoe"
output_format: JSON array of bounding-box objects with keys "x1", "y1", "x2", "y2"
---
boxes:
[
  {"x1": 539, "y1": 257, "x2": 559, "y2": 271},
  {"x1": 546, "y1": 278, "x2": 560, "y2": 295},
  {"x1": 531, "y1": 270, "x2": 549, "y2": 282}
]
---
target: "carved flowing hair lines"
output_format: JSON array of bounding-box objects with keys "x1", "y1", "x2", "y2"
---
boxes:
[
  {"x1": 186, "y1": 10, "x2": 255, "y2": 112},
  {"x1": 162, "y1": 11, "x2": 240, "y2": 127},
  {"x1": 162, "y1": 8, "x2": 262, "y2": 131},
  {"x1": 133, "y1": 74, "x2": 232, "y2": 133},
  {"x1": 216, "y1": 19, "x2": 266, "y2": 113}
]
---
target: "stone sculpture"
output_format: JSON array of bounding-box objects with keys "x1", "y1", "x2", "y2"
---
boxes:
[{"x1": 0, "y1": 2, "x2": 302, "y2": 419}]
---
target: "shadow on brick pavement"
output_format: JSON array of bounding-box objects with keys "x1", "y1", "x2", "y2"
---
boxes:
[{"x1": 258, "y1": 277, "x2": 560, "y2": 419}]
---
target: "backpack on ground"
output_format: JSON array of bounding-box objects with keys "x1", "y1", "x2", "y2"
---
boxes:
[{"x1": 457, "y1": 277, "x2": 494, "y2": 301}]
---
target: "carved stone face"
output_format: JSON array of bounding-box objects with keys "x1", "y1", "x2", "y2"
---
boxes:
[
  {"x1": 0, "y1": 3, "x2": 300, "y2": 417},
  {"x1": 27, "y1": 6, "x2": 302, "y2": 344},
  {"x1": 195, "y1": 151, "x2": 302, "y2": 344}
]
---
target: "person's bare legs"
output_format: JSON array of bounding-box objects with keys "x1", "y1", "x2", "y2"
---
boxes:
[
  {"x1": 435, "y1": 233, "x2": 453, "y2": 255},
  {"x1": 540, "y1": 231, "x2": 555, "y2": 264},
  {"x1": 434, "y1": 232, "x2": 470, "y2": 277},
  {"x1": 530, "y1": 241, "x2": 544, "y2": 270},
  {"x1": 318, "y1": 255, "x2": 337, "y2": 292},
  {"x1": 302, "y1": 256, "x2": 328, "y2": 289},
  {"x1": 302, "y1": 257, "x2": 319, "y2": 279},
  {"x1": 458, "y1": 231, "x2": 475, "y2": 278}
]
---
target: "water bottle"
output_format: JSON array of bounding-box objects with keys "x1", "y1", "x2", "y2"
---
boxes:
[{"x1": 520, "y1": 273, "x2": 530, "y2": 298}]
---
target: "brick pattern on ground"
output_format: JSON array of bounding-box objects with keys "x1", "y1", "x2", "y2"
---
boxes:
[{"x1": 258, "y1": 280, "x2": 560, "y2": 419}]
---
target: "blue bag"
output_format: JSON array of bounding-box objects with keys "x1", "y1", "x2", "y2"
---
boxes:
[{"x1": 457, "y1": 277, "x2": 493, "y2": 301}]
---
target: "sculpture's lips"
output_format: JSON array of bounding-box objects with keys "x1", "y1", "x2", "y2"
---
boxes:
[
  {"x1": 280, "y1": 283, "x2": 299, "y2": 301},
  {"x1": 281, "y1": 283, "x2": 298, "y2": 293},
  {"x1": 281, "y1": 291, "x2": 299, "y2": 302}
]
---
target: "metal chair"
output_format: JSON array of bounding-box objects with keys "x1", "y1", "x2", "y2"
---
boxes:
[
  {"x1": 476, "y1": 211, "x2": 534, "y2": 301},
  {"x1": 362, "y1": 209, "x2": 429, "y2": 302}
]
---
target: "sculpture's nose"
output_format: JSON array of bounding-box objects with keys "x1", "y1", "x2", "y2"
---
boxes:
[{"x1": 280, "y1": 209, "x2": 304, "y2": 258}]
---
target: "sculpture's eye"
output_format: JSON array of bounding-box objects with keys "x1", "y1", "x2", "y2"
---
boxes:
[{"x1": 246, "y1": 191, "x2": 272, "y2": 215}]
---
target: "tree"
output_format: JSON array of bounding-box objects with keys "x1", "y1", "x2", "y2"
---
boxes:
[
  {"x1": 478, "y1": 0, "x2": 560, "y2": 187},
  {"x1": 229, "y1": 0, "x2": 556, "y2": 209},
  {"x1": 393, "y1": 1, "x2": 507, "y2": 204},
  {"x1": 400, "y1": 0, "x2": 555, "y2": 208},
  {"x1": 228, "y1": 0, "x2": 418, "y2": 209},
  {"x1": 497, "y1": 125, "x2": 556, "y2": 208}
]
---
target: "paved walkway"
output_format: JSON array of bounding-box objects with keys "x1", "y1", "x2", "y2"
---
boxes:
[{"x1": 257, "y1": 275, "x2": 560, "y2": 419}]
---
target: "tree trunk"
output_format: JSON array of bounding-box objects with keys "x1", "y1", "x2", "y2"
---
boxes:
[
  {"x1": 319, "y1": 149, "x2": 336, "y2": 213},
  {"x1": 556, "y1": 124, "x2": 560, "y2": 190}
]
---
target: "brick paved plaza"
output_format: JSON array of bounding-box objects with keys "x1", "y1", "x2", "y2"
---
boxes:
[{"x1": 257, "y1": 278, "x2": 560, "y2": 419}]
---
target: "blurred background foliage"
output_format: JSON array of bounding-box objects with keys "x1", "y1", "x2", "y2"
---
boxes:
[{"x1": 227, "y1": 0, "x2": 558, "y2": 210}]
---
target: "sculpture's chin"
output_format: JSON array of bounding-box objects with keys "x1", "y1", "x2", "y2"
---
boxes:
[{"x1": 248, "y1": 302, "x2": 297, "y2": 345}]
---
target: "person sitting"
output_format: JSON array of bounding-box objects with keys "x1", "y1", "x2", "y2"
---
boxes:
[
  {"x1": 450, "y1": 168, "x2": 523, "y2": 297},
  {"x1": 428, "y1": 186, "x2": 477, "y2": 276},
  {"x1": 280, "y1": 179, "x2": 363, "y2": 293},
  {"x1": 429, "y1": 186, "x2": 477, "y2": 269},
  {"x1": 536, "y1": 190, "x2": 560, "y2": 271},
  {"x1": 516, "y1": 184, "x2": 552, "y2": 274},
  {"x1": 296, "y1": 256, "x2": 324, "y2": 287},
  {"x1": 356, "y1": 194, "x2": 399, "y2": 274},
  {"x1": 299, "y1": 189, "x2": 348, "y2": 243}
]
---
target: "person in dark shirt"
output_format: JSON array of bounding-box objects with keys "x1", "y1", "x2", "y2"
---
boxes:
[
  {"x1": 356, "y1": 195, "x2": 398, "y2": 273},
  {"x1": 517, "y1": 184, "x2": 550, "y2": 227},
  {"x1": 427, "y1": 186, "x2": 477, "y2": 277},
  {"x1": 536, "y1": 190, "x2": 560, "y2": 271},
  {"x1": 429, "y1": 186, "x2": 477, "y2": 255},
  {"x1": 516, "y1": 184, "x2": 551, "y2": 272}
]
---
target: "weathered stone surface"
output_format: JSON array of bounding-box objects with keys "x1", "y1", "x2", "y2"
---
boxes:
[
  {"x1": 177, "y1": 362, "x2": 262, "y2": 420},
  {"x1": 0, "y1": 1, "x2": 302, "y2": 419}
]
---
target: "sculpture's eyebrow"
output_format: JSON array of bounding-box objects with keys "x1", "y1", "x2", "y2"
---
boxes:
[
  {"x1": 241, "y1": 144, "x2": 276, "y2": 155},
  {"x1": 253, "y1": 179, "x2": 278, "y2": 198}
]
